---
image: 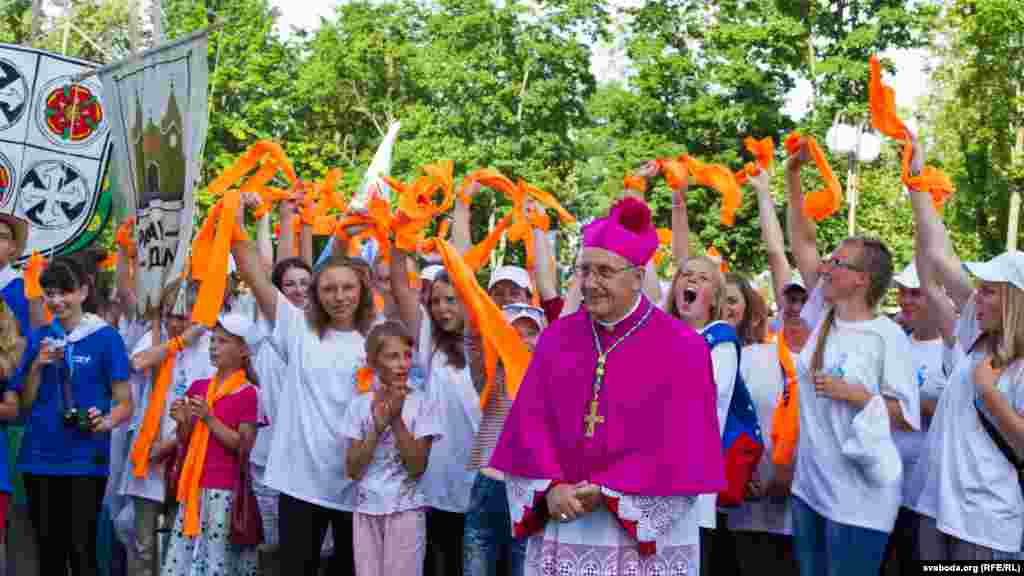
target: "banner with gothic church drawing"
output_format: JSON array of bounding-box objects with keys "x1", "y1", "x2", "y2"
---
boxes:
[
  {"x1": 0, "y1": 44, "x2": 112, "y2": 261},
  {"x1": 99, "y1": 31, "x2": 209, "y2": 314}
]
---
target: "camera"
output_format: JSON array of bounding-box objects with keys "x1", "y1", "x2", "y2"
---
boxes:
[{"x1": 63, "y1": 408, "x2": 94, "y2": 433}]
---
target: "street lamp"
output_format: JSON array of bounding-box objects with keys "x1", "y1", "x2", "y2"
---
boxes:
[{"x1": 826, "y1": 114, "x2": 881, "y2": 235}]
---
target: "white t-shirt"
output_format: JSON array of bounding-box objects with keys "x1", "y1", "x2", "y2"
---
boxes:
[
  {"x1": 415, "y1": 309, "x2": 481, "y2": 513},
  {"x1": 250, "y1": 317, "x2": 286, "y2": 477},
  {"x1": 120, "y1": 330, "x2": 215, "y2": 503},
  {"x1": 792, "y1": 309, "x2": 919, "y2": 533},
  {"x1": 893, "y1": 335, "x2": 946, "y2": 506},
  {"x1": 339, "y1": 387, "x2": 441, "y2": 515},
  {"x1": 262, "y1": 295, "x2": 366, "y2": 510},
  {"x1": 911, "y1": 295, "x2": 1024, "y2": 553},
  {"x1": 697, "y1": 321, "x2": 738, "y2": 530},
  {"x1": 729, "y1": 343, "x2": 792, "y2": 536}
]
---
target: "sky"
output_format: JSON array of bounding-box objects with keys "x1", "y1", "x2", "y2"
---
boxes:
[{"x1": 268, "y1": 0, "x2": 932, "y2": 120}]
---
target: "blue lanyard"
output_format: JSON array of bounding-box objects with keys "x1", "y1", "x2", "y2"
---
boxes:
[{"x1": 50, "y1": 321, "x2": 76, "y2": 410}]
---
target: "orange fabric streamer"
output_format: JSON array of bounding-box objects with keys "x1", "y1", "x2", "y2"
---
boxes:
[
  {"x1": 176, "y1": 370, "x2": 248, "y2": 537},
  {"x1": 463, "y1": 213, "x2": 514, "y2": 272},
  {"x1": 869, "y1": 56, "x2": 909, "y2": 141},
  {"x1": 130, "y1": 336, "x2": 185, "y2": 479},
  {"x1": 98, "y1": 252, "x2": 117, "y2": 271},
  {"x1": 420, "y1": 238, "x2": 532, "y2": 407},
  {"x1": 355, "y1": 366, "x2": 374, "y2": 394},
  {"x1": 869, "y1": 55, "x2": 956, "y2": 209},
  {"x1": 770, "y1": 329, "x2": 800, "y2": 465},
  {"x1": 115, "y1": 218, "x2": 137, "y2": 259},
  {"x1": 652, "y1": 228, "x2": 672, "y2": 267},
  {"x1": 706, "y1": 246, "x2": 729, "y2": 273},
  {"x1": 679, "y1": 155, "x2": 743, "y2": 226},
  {"x1": 784, "y1": 133, "x2": 843, "y2": 221},
  {"x1": 190, "y1": 193, "x2": 249, "y2": 327},
  {"x1": 734, "y1": 137, "x2": 775, "y2": 185},
  {"x1": 23, "y1": 251, "x2": 47, "y2": 299},
  {"x1": 658, "y1": 159, "x2": 689, "y2": 191},
  {"x1": 623, "y1": 175, "x2": 647, "y2": 193}
]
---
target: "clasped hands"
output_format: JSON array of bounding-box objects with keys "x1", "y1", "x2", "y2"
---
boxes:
[
  {"x1": 371, "y1": 384, "x2": 411, "y2": 435},
  {"x1": 546, "y1": 481, "x2": 604, "y2": 523}
]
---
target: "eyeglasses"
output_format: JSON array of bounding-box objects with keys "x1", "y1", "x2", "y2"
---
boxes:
[
  {"x1": 827, "y1": 257, "x2": 863, "y2": 272},
  {"x1": 503, "y1": 303, "x2": 545, "y2": 323},
  {"x1": 573, "y1": 263, "x2": 635, "y2": 281}
]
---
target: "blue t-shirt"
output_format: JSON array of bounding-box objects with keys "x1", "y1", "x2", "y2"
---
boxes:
[
  {"x1": 18, "y1": 323, "x2": 131, "y2": 477},
  {"x1": 1, "y1": 277, "x2": 30, "y2": 340}
]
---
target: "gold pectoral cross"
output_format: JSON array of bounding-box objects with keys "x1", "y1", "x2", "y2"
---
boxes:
[{"x1": 584, "y1": 399, "x2": 604, "y2": 438}]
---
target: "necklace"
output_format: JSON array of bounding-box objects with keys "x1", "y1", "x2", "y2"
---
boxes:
[{"x1": 584, "y1": 303, "x2": 654, "y2": 438}]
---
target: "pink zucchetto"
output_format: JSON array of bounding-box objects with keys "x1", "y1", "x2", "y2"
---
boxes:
[{"x1": 581, "y1": 197, "x2": 659, "y2": 267}]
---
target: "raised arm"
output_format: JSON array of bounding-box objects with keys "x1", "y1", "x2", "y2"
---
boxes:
[
  {"x1": 752, "y1": 169, "x2": 793, "y2": 304},
  {"x1": 390, "y1": 246, "x2": 423, "y2": 338},
  {"x1": 669, "y1": 165, "x2": 691, "y2": 269},
  {"x1": 452, "y1": 181, "x2": 480, "y2": 256},
  {"x1": 131, "y1": 325, "x2": 205, "y2": 373},
  {"x1": 531, "y1": 220, "x2": 559, "y2": 302},
  {"x1": 115, "y1": 232, "x2": 137, "y2": 319},
  {"x1": 246, "y1": 193, "x2": 275, "y2": 275},
  {"x1": 275, "y1": 183, "x2": 301, "y2": 265},
  {"x1": 232, "y1": 238, "x2": 279, "y2": 324},
  {"x1": 785, "y1": 140, "x2": 821, "y2": 290}
]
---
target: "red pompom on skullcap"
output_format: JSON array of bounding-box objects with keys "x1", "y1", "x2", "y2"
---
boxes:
[{"x1": 582, "y1": 197, "x2": 659, "y2": 267}]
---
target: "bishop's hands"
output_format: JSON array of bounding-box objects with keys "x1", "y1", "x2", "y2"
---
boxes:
[{"x1": 547, "y1": 481, "x2": 604, "y2": 523}]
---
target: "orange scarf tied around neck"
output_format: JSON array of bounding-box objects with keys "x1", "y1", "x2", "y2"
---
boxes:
[
  {"x1": 129, "y1": 335, "x2": 186, "y2": 478},
  {"x1": 176, "y1": 369, "x2": 248, "y2": 537},
  {"x1": 869, "y1": 55, "x2": 954, "y2": 209},
  {"x1": 770, "y1": 329, "x2": 800, "y2": 465}
]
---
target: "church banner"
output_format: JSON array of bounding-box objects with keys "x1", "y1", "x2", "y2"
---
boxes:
[
  {"x1": 0, "y1": 44, "x2": 112, "y2": 261},
  {"x1": 99, "y1": 30, "x2": 209, "y2": 314}
]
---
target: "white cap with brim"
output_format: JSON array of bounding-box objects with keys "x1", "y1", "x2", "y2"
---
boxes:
[
  {"x1": 964, "y1": 251, "x2": 1024, "y2": 291},
  {"x1": 217, "y1": 313, "x2": 265, "y2": 350},
  {"x1": 503, "y1": 303, "x2": 546, "y2": 330},
  {"x1": 782, "y1": 272, "x2": 806, "y2": 294},
  {"x1": 0, "y1": 213, "x2": 29, "y2": 259},
  {"x1": 489, "y1": 265, "x2": 532, "y2": 292},
  {"x1": 893, "y1": 262, "x2": 921, "y2": 289},
  {"x1": 421, "y1": 265, "x2": 444, "y2": 283}
]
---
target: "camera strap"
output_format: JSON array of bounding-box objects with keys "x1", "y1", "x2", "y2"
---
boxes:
[{"x1": 51, "y1": 321, "x2": 76, "y2": 412}]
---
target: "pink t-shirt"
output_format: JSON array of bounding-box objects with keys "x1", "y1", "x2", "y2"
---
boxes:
[{"x1": 185, "y1": 378, "x2": 259, "y2": 490}]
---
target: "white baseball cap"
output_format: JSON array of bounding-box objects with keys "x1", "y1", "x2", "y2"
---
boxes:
[
  {"x1": 421, "y1": 265, "x2": 444, "y2": 283},
  {"x1": 782, "y1": 272, "x2": 806, "y2": 294},
  {"x1": 488, "y1": 265, "x2": 533, "y2": 292},
  {"x1": 217, "y1": 313, "x2": 264, "y2": 350},
  {"x1": 964, "y1": 251, "x2": 1024, "y2": 291},
  {"x1": 893, "y1": 262, "x2": 921, "y2": 289},
  {"x1": 502, "y1": 303, "x2": 546, "y2": 330}
]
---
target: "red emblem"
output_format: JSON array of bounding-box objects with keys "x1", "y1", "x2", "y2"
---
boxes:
[{"x1": 43, "y1": 83, "x2": 103, "y2": 144}]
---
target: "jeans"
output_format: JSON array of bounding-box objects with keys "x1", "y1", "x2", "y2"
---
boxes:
[
  {"x1": 463, "y1": 475, "x2": 526, "y2": 576},
  {"x1": 792, "y1": 496, "x2": 889, "y2": 576}
]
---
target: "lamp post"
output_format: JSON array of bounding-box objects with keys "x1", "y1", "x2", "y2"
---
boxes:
[{"x1": 826, "y1": 115, "x2": 881, "y2": 236}]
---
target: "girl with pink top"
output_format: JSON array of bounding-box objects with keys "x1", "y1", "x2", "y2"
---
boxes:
[
  {"x1": 160, "y1": 315, "x2": 261, "y2": 576},
  {"x1": 343, "y1": 321, "x2": 441, "y2": 576}
]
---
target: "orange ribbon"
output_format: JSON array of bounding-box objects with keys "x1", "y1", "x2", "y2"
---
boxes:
[
  {"x1": 869, "y1": 55, "x2": 955, "y2": 209},
  {"x1": 115, "y1": 218, "x2": 136, "y2": 260},
  {"x1": 461, "y1": 169, "x2": 575, "y2": 271},
  {"x1": 23, "y1": 251, "x2": 47, "y2": 299},
  {"x1": 652, "y1": 228, "x2": 673, "y2": 267},
  {"x1": 98, "y1": 252, "x2": 118, "y2": 271},
  {"x1": 355, "y1": 366, "x2": 374, "y2": 394},
  {"x1": 176, "y1": 370, "x2": 248, "y2": 537},
  {"x1": 706, "y1": 246, "x2": 729, "y2": 273},
  {"x1": 623, "y1": 175, "x2": 647, "y2": 193},
  {"x1": 659, "y1": 159, "x2": 689, "y2": 191},
  {"x1": 679, "y1": 155, "x2": 743, "y2": 226},
  {"x1": 420, "y1": 238, "x2": 532, "y2": 407},
  {"x1": 784, "y1": 133, "x2": 843, "y2": 221},
  {"x1": 130, "y1": 336, "x2": 185, "y2": 479},
  {"x1": 770, "y1": 329, "x2": 800, "y2": 465},
  {"x1": 734, "y1": 136, "x2": 775, "y2": 185}
]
